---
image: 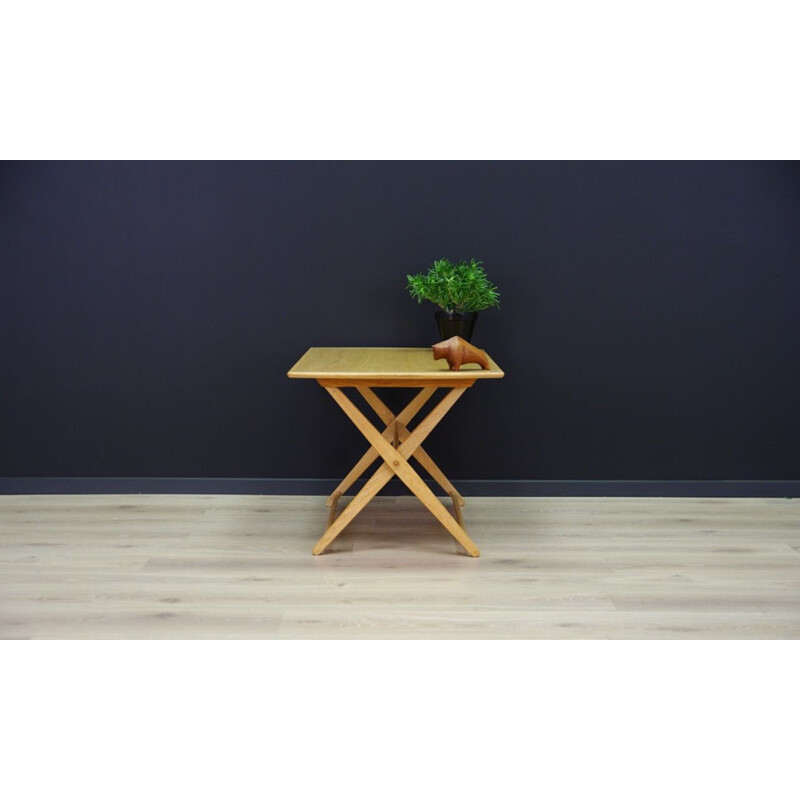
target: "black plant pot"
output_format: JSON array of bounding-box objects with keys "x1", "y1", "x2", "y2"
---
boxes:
[{"x1": 435, "y1": 310, "x2": 478, "y2": 342}]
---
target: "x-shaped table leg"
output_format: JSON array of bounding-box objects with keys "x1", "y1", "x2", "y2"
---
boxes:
[
  {"x1": 312, "y1": 384, "x2": 480, "y2": 557},
  {"x1": 325, "y1": 387, "x2": 464, "y2": 508}
]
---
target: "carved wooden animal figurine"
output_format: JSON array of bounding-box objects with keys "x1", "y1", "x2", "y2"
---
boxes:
[{"x1": 432, "y1": 336, "x2": 491, "y2": 371}]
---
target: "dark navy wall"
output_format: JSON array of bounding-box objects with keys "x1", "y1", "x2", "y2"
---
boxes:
[{"x1": 1, "y1": 161, "x2": 799, "y2": 488}]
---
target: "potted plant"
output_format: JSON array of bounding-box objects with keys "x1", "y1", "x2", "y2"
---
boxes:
[{"x1": 406, "y1": 258, "x2": 500, "y2": 342}]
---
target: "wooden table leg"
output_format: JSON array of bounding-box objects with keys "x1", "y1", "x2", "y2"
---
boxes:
[
  {"x1": 325, "y1": 387, "x2": 435, "y2": 506},
  {"x1": 312, "y1": 458, "x2": 396, "y2": 555},
  {"x1": 449, "y1": 491, "x2": 464, "y2": 527},
  {"x1": 357, "y1": 387, "x2": 465, "y2": 506},
  {"x1": 314, "y1": 384, "x2": 480, "y2": 557},
  {"x1": 327, "y1": 491, "x2": 342, "y2": 528}
]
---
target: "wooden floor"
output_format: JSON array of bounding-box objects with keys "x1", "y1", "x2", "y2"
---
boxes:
[{"x1": 1, "y1": 494, "x2": 798, "y2": 639}]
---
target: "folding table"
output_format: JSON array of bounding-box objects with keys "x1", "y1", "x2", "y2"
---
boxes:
[{"x1": 287, "y1": 347, "x2": 504, "y2": 556}]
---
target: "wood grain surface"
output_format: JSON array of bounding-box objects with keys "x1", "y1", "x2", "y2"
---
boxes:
[
  {"x1": 1, "y1": 495, "x2": 798, "y2": 639},
  {"x1": 287, "y1": 347, "x2": 503, "y2": 381}
]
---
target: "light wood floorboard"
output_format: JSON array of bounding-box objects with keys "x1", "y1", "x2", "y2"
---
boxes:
[{"x1": 0, "y1": 494, "x2": 798, "y2": 639}]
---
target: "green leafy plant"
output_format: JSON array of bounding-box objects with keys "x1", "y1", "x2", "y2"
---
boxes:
[{"x1": 406, "y1": 258, "x2": 500, "y2": 313}]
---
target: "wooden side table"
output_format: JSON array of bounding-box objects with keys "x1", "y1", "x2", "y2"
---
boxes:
[{"x1": 287, "y1": 347, "x2": 504, "y2": 557}]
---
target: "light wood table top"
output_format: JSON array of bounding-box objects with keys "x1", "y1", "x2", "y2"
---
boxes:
[{"x1": 287, "y1": 346, "x2": 504, "y2": 385}]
